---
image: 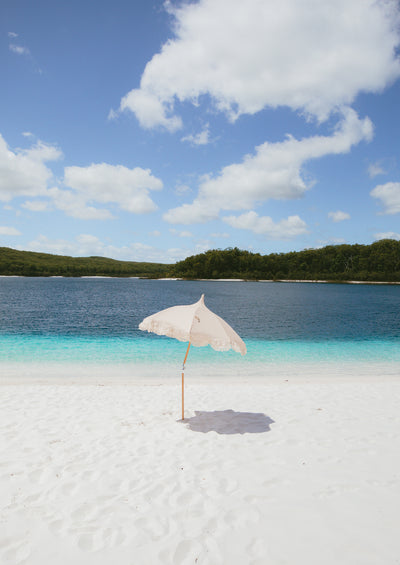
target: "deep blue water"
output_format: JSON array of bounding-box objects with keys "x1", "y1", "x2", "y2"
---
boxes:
[{"x1": 1, "y1": 277, "x2": 400, "y2": 364}]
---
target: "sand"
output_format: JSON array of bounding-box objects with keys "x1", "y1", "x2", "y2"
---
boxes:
[{"x1": 1, "y1": 366, "x2": 400, "y2": 565}]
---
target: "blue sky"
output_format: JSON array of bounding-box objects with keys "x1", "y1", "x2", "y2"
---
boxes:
[{"x1": 1, "y1": 0, "x2": 400, "y2": 263}]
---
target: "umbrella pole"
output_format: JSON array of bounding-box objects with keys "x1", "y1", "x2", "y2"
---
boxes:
[{"x1": 181, "y1": 342, "x2": 191, "y2": 420}]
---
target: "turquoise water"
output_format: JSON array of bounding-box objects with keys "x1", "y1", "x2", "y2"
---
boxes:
[
  {"x1": 1, "y1": 277, "x2": 400, "y2": 366},
  {"x1": 1, "y1": 334, "x2": 400, "y2": 364}
]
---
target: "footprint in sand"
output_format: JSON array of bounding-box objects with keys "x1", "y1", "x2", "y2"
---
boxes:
[
  {"x1": 175, "y1": 490, "x2": 204, "y2": 509},
  {"x1": 134, "y1": 516, "x2": 169, "y2": 541},
  {"x1": 22, "y1": 492, "x2": 41, "y2": 504},
  {"x1": 77, "y1": 532, "x2": 99, "y2": 552},
  {"x1": 48, "y1": 519, "x2": 68, "y2": 536},
  {"x1": 172, "y1": 539, "x2": 204, "y2": 565},
  {"x1": 225, "y1": 507, "x2": 261, "y2": 530},
  {"x1": 1, "y1": 539, "x2": 31, "y2": 565},
  {"x1": 71, "y1": 502, "x2": 100, "y2": 522},
  {"x1": 28, "y1": 467, "x2": 53, "y2": 485},
  {"x1": 247, "y1": 537, "x2": 267, "y2": 562},
  {"x1": 102, "y1": 527, "x2": 126, "y2": 548},
  {"x1": 61, "y1": 481, "x2": 80, "y2": 496}
]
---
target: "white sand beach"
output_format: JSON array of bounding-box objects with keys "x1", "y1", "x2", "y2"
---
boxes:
[{"x1": 1, "y1": 365, "x2": 400, "y2": 565}]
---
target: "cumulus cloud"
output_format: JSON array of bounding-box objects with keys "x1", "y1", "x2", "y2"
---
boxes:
[
  {"x1": 0, "y1": 133, "x2": 164, "y2": 220},
  {"x1": 116, "y1": 0, "x2": 400, "y2": 130},
  {"x1": 47, "y1": 187, "x2": 115, "y2": 220},
  {"x1": 117, "y1": 90, "x2": 182, "y2": 132},
  {"x1": 63, "y1": 163, "x2": 163, "y2": 215},
  {"x1": 223, "y1": 212, "x2": 308, "y2": 239},
  {"x1": 0, "y1": 226, "x2": 21, "y2": 236},
  {"x1": 368, "y1": 162, "x2": 386, "y2": 178},
  {"x1": 27, "y1": 234, "x2": 186, "y2": 263},
  {"x1": 328, "y1": 210, "x2": 351, "y2": 222},
  {"x1": 374, "y1": 232, "x2": 400, "y2": 241},
  {"x1": 164, "y1": 109, "x2": 373, "y2": 224},
  {"x1": 27, "y1": 234, "x2": 112, "y2": 257},
  {"x1": 181, "y1": 125, "x2": 211, "y2": 146},
  {"x1": 22, "y1": 200, "x2": 49, "y2": 212},
  {"x1": 0, "y1": 134, "x2": 62, "y2": 202},
  {"x1": 371, "y1": 182, "x2": 400, "y2": 214}
]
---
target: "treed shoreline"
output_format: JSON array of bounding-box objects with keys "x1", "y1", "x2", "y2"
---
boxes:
[{"x1": 1, "y1": 239, "x2": 400, "y2": 282}]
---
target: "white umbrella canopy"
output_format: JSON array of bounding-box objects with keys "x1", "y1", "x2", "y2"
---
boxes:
[
  {"x1": 139, "y1": 294, "x2": 246, "y2": 354},
  {"x1": 139, "y1": 294, "x2": 246, "y2": 419}
]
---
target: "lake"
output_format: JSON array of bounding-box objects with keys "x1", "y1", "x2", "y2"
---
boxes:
[{"x1": 1, "y1": 278, "x2": 400, "y2": 371}]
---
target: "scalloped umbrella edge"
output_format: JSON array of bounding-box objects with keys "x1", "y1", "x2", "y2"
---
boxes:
[{"x1": 139, "y1": 294, "x2": 246, "y2": 420}]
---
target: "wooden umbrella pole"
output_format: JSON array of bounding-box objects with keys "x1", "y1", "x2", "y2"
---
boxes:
[{"x1": 181, "y1": 342, "x2": 191, "y2": 420}]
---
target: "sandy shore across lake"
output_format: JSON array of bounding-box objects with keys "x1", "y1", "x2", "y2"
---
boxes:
[{"x1": 1, "y1": 362, "x2": 400, "y2": 565}]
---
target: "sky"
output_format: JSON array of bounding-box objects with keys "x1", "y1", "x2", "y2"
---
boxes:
[{"x1": 1, "y1": 0, "x2": 400, "y2": 264}]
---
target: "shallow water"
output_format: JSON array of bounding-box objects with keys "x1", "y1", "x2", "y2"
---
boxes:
[{"x1": 1, "y1": 277, "x2": 400, "y2": 367}]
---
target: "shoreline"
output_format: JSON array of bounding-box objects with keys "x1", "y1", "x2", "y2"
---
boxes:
[
  {"x1": 2, "y1": 274, "x2": 400, "y2": 284},
  {"x1": 1, "y1": 359, "x2": 399, "y2": 385}
]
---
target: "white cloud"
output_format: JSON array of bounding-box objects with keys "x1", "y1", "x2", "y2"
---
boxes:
[
  {"x1": 328, "y1": 210, "x2": 351, "y2": 222},
  {"x1": 0, "y1": 134, "x2": 164, "y2": 220},
  {"x1": 368, "y1": 162, "x2": 386, "y2": 178},
  {"x1": 371, "y1": 182, "x2": 400, "y2": 214},
  {"x1": 118, "y1": 89, "x2": 182, "y2": 132},
  {"x1": 26, "y1": 234, "x2": 185, "y2": 263},
  {"x1": 116, "y1": 0, "x2": 400, "y2": 130},
  {"x1": 210, "y1": 232, "x2": 230, "y2": 238},
  {"x1": 223, "y1": 212, "x2": 308, "y2": 239},
  {"x1": 63, "y1": 162, "x2": 163, "y2": 215},
  {"x1": 0, "y1": 134, "x2": 62, "y2": 202},
  {"x1": 316, "y1": 238, "x2": 347, "y2": 247},
  {"x1": 170, "y1": 229, "x2": 193, "y2": 238},
  {"x1": 9, "y1": 44, "x2": 30, "y2": 56},
  {"x1": 165, "y1": 109, "x2": 373, "y2": 224},
  {"x1": 174, "y1": 184, "x2": 191, "y2": 195},
  {"x1": 181, "y1": 125, "x2": 211, "y2": 146},
  {"x1": 374, "y1": 232, "x2": 400, "y2": 241},
  {"x1": 27, "y1": 234, "x2": 106, "y2": 257},
  {"x1": 0, "y1": 226, "x2": 21, "y2": 236},
  {"x1": 164, "y1": 200, "x2": 219, "y2": 224},
  {"x1": 47, "y1": 187, "x2": 115, "y2": 220},
  {"x1": 8, "y1": 32, "x2": 18, "y2": 39},
  {"x1": 22, "y1": 200, "x2": 49, "y2": 212}
]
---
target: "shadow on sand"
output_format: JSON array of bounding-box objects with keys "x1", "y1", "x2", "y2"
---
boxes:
[{"x1": 184, "y1": 409, "x2": 274, "y2": 435}]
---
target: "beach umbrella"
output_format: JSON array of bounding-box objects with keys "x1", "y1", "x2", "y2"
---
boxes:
[{"x1": 139, "y1": 294, "x2": 246, "y2": 420}]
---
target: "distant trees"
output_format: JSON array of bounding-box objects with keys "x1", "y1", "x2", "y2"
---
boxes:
[
  {"x1": 2, "y1": 240, "x2": 400, "y2": 281},
  {"x1": 0, "y1": 247, "x2": 170, "y2": 278},
  {"x1": 169, "y1": 240, "x2": 400, "y2": 282}
]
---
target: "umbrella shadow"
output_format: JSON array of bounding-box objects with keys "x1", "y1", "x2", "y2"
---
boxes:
[{"x1": 184, "y1": 410, "x2": 274, "y2": 434}]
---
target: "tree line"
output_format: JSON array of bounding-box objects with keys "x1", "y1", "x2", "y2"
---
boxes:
[
  {"x1": 0, "y1": 247, "x2": 170, "y2": 278},
  {"x1": 2, "y1": 240, "x2": 400, "y2": 281},
  {"x1": 168, "y1": 240, "x2": 400, "y2": 282}
]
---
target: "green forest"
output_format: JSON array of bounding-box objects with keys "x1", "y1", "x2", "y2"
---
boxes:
[
  {"x1": 169, "y1": 239, "x2": 400, "y2": 282},
  {"x1": 0, "y1": 247, "x2": 170, "y2": 278},
  {"x1": 1, "y1": 239, "x2": 400, "y2": 281}
]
